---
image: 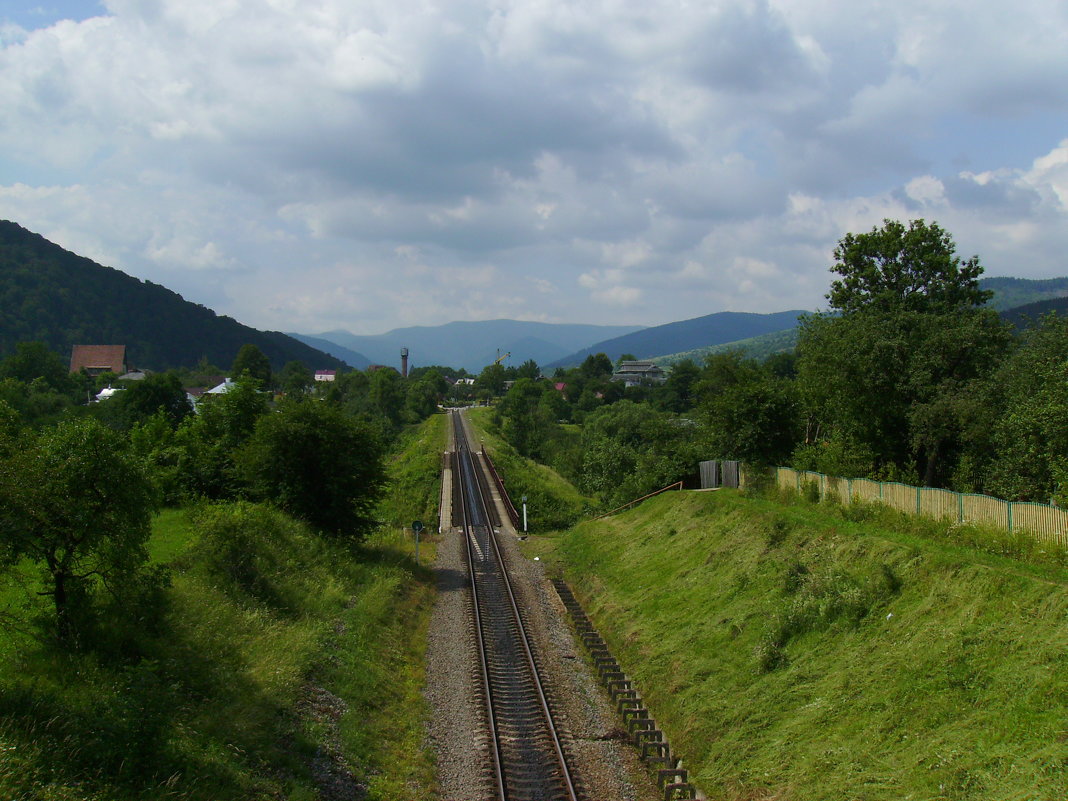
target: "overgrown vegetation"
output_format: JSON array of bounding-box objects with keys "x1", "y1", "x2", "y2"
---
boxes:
[
  {"x1": 0, "y1": 500, "x2": 436, "y2": 800},
  {"x1": 552, "y1": 489, "x2": 1068, "y2": 800}
]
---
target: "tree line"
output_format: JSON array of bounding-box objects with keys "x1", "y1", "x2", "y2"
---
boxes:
[
  {"x1": 490, "y1": 219, "x2": 1068, "y2": 513},
  {"x1": 0, "y1": 343, "x2": 448, "y2": 647}
]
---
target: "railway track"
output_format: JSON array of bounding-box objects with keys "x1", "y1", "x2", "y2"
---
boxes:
[{"x1": 451, "y1": 410, "x2": 581, "y2": 801}]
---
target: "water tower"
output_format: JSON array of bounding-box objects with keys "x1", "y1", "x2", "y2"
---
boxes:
[{"x1": 401, "y1": 347, "x2": 409, "y2": 378}]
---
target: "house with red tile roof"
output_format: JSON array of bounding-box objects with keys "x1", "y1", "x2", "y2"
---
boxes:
[{"x1": 69, "y1": 345, "x2": 127, "y2": 376}]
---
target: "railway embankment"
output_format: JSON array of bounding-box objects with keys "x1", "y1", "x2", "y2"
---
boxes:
[{"x1": 549, "y1": 489, "x2": 1068, "y2": 800}]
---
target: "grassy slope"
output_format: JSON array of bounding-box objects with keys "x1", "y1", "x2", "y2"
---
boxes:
[
  {"x1": 464, "y1": 407, "x2": 592, "y2": 531},
  {"x1": 0, "y1": 415, "x2": 446, "y2": 801},
  {"x1": 553, "y1": 490, "x2": 1068, "y2": 801}
]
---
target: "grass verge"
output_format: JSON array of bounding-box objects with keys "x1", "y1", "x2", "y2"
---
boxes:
[{"x1": 554, "y1": 489, "x2": 1068, "y2": 801}]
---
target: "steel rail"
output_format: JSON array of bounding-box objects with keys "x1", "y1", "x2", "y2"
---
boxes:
[
  {"x1": 452, "y1": 410, "x2": 579, "y2": 801},
  {"x1": 455, "y1": 412, "x2": 507, "y2": 801}
]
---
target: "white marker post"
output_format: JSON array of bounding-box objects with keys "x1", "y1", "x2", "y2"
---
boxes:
[{"x1": 522, "y1": 495, "x2": 528, "y2": 533}]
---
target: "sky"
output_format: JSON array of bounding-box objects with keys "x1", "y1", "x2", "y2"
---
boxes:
[{"x1": 0, "y1": 0, "x2": 1066, "y2": 336}]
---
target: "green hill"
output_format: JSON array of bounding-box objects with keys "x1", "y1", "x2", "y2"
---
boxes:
[
  {"x1": 551, "y1": 490, "x2": 1068, "y2": 800},
  {"x1": 0, "y1": 220, "x2": 348, "y2": 371},
  {"x1": 654, "y1": 326, "x2": 801, "y2": 366},
  {"x1": 980, "y1": 275, "x2": 1068, "y2": 311},
  {"x1": 547, "y1": 310, "x2": 808, "y2": 368}
]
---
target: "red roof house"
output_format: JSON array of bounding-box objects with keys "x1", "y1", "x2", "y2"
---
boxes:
[{"x1": 70, "y1": 345, "x2": 128, "y2": 376}]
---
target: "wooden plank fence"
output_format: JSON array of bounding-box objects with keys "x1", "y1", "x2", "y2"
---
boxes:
[{"x1": 775, "y1": 467, "x2": 1068, "y2": 548}]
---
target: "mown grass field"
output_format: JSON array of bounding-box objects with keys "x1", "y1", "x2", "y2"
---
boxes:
[
  {"x1": 548, "y1": 489, "x2": 1068, "y2": 801},
  {"x1": 0, "y1": 414, "x2": 446, "y2": 801}
]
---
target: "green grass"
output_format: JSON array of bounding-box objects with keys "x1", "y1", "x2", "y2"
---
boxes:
[
  {"x1": 376, "y1": 412, "x2": 446, "y2": 532},
  {"x1": 0, "y1": 498, "x2": 437, "y2": 800},
  {"x1": 552, "y1": 489, "x2": 1068, "y2": 801},
  {"x1": 465, "y1": 407, "x2": 593, "y2": 531}
]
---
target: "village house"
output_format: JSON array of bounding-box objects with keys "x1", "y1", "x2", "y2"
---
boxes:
[
  {"x1": 69, "y1": 345, "x2": 128, "y2": 377},
  {"x1": 611, "y1": 360, "x2": 667, "y2": 388}
]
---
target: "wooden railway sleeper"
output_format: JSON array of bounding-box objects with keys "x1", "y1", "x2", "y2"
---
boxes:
[
  {"x1": 599, "y1": 665, "x2": 622, "y2": 682},
  {"x1": 606, "y1": 678, "x2": 632, "y2": 698}
]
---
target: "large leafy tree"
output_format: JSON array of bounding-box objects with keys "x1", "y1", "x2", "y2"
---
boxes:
[
  {"x1": 0, "y1": 418, "x2": 155, "y2": 643},
  {"x1": 797, "y1": 220, "x2": 1010, "y2": 485},
  {"x1": 100, "y1": 372, "x2": 192, "y2": 430},
  {"x1": 0, "y1": 341, "x2": 73, "y2": 394},
  {"x1": 578, "y1": 400, "x2": 702, "y2": 507},
  {"x1": 279, "y1": 360, "x2": 312, "y2": 396},
  {"x1": 231, "y1": 344, "x2": 272, "y2": 387},
  {"x1": 827, "y1": 219, "x2": 991, "y2": 315},
  {"x1": 495, "y1": 378, "x2": 555, "y2": 459},
  {"x1": 236, "y1": 401, "x2": 385, "y2": 537}
]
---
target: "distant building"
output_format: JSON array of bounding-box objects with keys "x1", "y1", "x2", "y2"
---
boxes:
[
  {"x1": 314, "y1": 369, "x2": 337, "y2": 382},
  {"x1": 611, "y1": 360, "x2": 666, "y2": 388},
  {"x1": 70, "y1": 345, "x2": 127, "y2": 376},
  {"x1": 94, "y1": 386, "x2": 125, "y2": 402},
  {"x1": 206, "y1": 378, "x2": 237, "y2": 395}
]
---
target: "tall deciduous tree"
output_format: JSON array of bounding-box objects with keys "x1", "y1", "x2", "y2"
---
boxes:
[
  {"x1": 231, "y1": 344, "x2": 272, "y2": 388},
  {"x1": 827, "y1": 219, "x2": 991, "y2": 315},
  {"x1": 236, "y1": 401, "x2": 385, "y2": 537},
  {"x1": 797, "y1": 220, "x2": 1010, "y2": 485},
  {"x1": 0, "y1": 418, "x2": 155, "y2": 643}
]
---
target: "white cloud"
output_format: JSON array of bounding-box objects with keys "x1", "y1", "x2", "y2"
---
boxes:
[{"x1": 0, "y1": 0, "x2": 1066, "y2": 333}]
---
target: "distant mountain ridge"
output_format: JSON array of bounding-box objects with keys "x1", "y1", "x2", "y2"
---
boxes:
[
  {"x1": 0, "y1": 220, "x2": 347, "y2": 372},
  {"x1": 291, "y1": 320, "x2": 643, "y2": 373},
  {"x1": 980, "y1": 276, "x2": 1068, "y2": 311},
  {"x1": 548, "y1": 309, "x2": 811, "y2": 368}
]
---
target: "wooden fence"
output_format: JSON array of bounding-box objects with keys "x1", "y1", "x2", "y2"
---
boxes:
[{"x1": 776, "y1": 467, "x2": 1068, "y2": 548}]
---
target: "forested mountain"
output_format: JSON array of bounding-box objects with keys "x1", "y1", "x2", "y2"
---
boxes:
[
  {"x1": 0, "y1": 221, "x2": 347, "y2": 371},
  {"x1": 548, "y1": 309, "x2": 809, "y2": 367},
  {"x1": 999, "y1": 295, "x2": 1068, "y2": 329},
  {"x1": 979, "y1": 275, "x2": 1068, "y2": 311},
  {"x1": 293, "y1": 319, "x2": 643, "y2": 373}
]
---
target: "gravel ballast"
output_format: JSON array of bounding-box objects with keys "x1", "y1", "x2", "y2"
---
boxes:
[{"x1": 425, "y1": 413, "x2": 660, "y2": 801}]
